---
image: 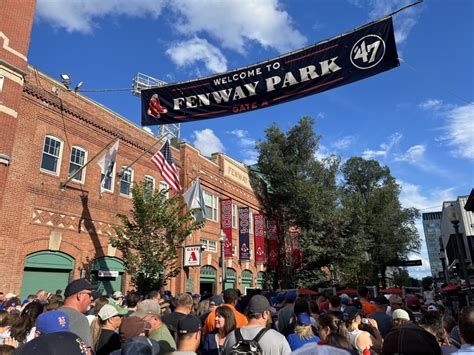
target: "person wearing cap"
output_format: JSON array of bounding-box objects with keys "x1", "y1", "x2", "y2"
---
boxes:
[
  {"x1": 387, "y1": 294, "x2": 403, "y2": 316},
  {"x1": 94, "y1": 302, "x2": 128, "y2": 354},
  {"x1": 382, "y1": 322, "x2": 442, "y2": 354},
  {"x1": 199, "y1": 295, "x2": 222, "y2": 325},
  {"x1": 286, "y1": 312, "x2": 320, "y2": 351},
  {"x1": 223, "y1": 295, "x2": 291, "y2": 355},
  {"x1": 60, "y1": 278, "x2": 98, "y2": 348},
  {"x1": 133, "y1": 299, "x2": 177, "y2": 355},
  {"x1": 343, "y1": 306, "x2": 381, "y2": 353},
  {"x1": 277, "y1": 290, "x2": 297, "y2": 333},
  {"x1": 169, "y1": 314, "x2": 201, "y2": 355},
  {"x1": 367, "y1": 295, "x2": 392, "y2": 337},
  {"x1": 162, "y1": 293, "x2": 194, "y2": 340},
  {"x1": 112, "y1": 291, "x2": 125, "y2": 306},
  {"x1": 14, "y1": 331, "x2": 92, "y2": 355},
  {"x1": 204, "y1": 289, "x2": 248, "y2": 334},
  {"x1": 35, "y1": 310, "x2": 70, "y2": 336},
  {"x1": 391, "y1": 308, "x2": 411, "y2": 328}
]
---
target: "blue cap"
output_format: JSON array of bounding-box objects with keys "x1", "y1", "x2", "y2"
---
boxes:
[
  {"x1": 296, "y1": 312, "x2": 311, "y2": 325},
  {"x1": 275, "y1": 293, "x2": 286, "y2": 303},
  {"x1": 36, "y1": 310, "x2": 70, "y2": 334},
  {"x1": 286, "y1": 291, "x2": 297, "y2": 302}
]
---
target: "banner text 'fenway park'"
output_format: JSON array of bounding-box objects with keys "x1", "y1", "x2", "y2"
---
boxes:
[{"x1": 141, "y1": 17, "x2": 399, "y2": 126}]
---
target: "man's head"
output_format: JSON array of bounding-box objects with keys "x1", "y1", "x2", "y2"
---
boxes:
[
  {"x1": 208, "y1": 295, "x2": 223, "y2": 312},
  {"x1": 173, "y1": 293, "x2": 194, "y2": 314},
  {"x1": 458, "y1": 306, "x2": 474, "y2": 345},
  {"x1": 374, "y1": 295, "x2": 389, "y2": 311},
  {"x1": 35, "y1": 310, "x2": 70, "y2": 336},
  {"x1": 176, "y1": 314, "x2": 201, "y2": 351},
  {"x1": 133, "y1": 299, "x2": 162, "y2": 332},
  {"x1": 246, "y1": 295, "x2": 275, "y2": 326},
  {"x1": 147, "y1": 290, "x2": 161, "y2": 301},
  {"x1": 63, "y1": 279, "x2": 98, "y2": 313},
  {"x1": 389, "y1": 294, "x2": 403, "y2": 311},
  {"x1": 329, "y1": 296, "x2": 341, "y2": 311},
  {"x1": 36, "y1": 290, "x2": 48, "y2": 301},
  {"x1": 126, "y1": 292, "x2": 141, "y2": 309},
  {"x1": 285, "y1": 291, "x2": 297, "y2": 304},
  {"x1": 119, "y1": 316, "x2": 152, "y2": 343},
  {"x1": 223, "y1": 289, "x2": 239, "y2": 305},
  {"x1": 357, "y1": 286, "x2": 369, "y2": 299},
  {"x1": 98, "y1": 302, "x2": 129, "y2": 330}
]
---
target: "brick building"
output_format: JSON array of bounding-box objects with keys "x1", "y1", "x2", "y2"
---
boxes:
[{"x1": 0, "y1": 0, "x2": 266, "y2": 298}]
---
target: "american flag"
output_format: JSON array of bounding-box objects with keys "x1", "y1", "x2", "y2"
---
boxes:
[{"x1": 151, "y1": 140, "x2": 181, "y2": 192}]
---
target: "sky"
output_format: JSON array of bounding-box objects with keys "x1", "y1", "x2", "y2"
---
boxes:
[{"x1": 29, "y1": 0, "x2": 473, "y2": 280}]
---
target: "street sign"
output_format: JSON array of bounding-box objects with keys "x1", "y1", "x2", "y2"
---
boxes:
[
  {"x1": 183, "y1": 245, "x2": 202, "y2": 267},
  {"x1": 398, "y1": 260, "x2": 423, "y2": 267},
  {"x1": 98, "y1": 270, "x2": 119, "y2": 278}
]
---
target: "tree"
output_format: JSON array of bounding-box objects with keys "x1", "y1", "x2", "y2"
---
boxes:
[
  {"x1": 422, "y1": 276, "x2": 434, "y2": 289},
  {"x1": 110, "y1": 183, "x2": 204, "y2": 293},
  {"x1": 392, "y1": 268, "x2": 410, "y2": 288},
  {"x1": 340, "y1": 157, "x2": 420, "y2": 287}
]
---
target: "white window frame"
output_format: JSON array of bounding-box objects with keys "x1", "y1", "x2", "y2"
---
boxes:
[
  {"x1": 144, "y1": 175, "x2": 155, "y2": 201},
  {"x1": 159, "y1": 180, "x2": 169, "y2": 200},
  {"x1": 40, "y1": 135, "x2": 64, "y2": 176},
  {"x1": 100, "y1": 163, "x2": 116, "y2": 194},
  {"x1": 232, "y1": 204, "x2": 238, "y2": 229},
  {"x1": 68, "y1": 146, "x2": 87, "y2": 183},
  {"x1": 203, "y1": 190, "x2": 218, "y2": 222},
  {"x1": 120, "y1": 166, "x2": 134, "y2": 197},
  {"x1": 200, "y1": 239, "x2": 217, "y2": 253}
]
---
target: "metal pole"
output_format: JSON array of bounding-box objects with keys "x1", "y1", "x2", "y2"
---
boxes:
[{"x1": 220, "y1": 229, "x2": 226, "y2": 293}]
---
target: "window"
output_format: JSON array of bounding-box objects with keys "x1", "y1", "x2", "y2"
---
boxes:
[
  {"x1": 200, "y1": 239, "x2": 217, "y2": 252},
  {"x1": 144, "y1": 175, "x2": 155, "y2": 201},
  {"x1": 100, "y1": 163, "x2": 115, "y2": 193},
  {"x1": 40, "y1": 135, "x2": 63, "y2": 175},
  {"x1": 159, "y1": 181, "x2": 169, "y2": 200},
  {"x1": 68, "y1": 146, "x2": 87, "y2": 183},
  {"x1": 203, "y1": 191, "x2": 218, "y2": 221},
  {"x1": 232, "y1": 204, "x2": 238, "y2": 228},
  {"x1": 120, "y1": 167, "x2": 133, "y2": 196}
]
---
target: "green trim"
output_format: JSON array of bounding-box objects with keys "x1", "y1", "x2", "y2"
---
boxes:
[
  {"x1": 25, "y1": 251, "x2": 74, "y2": 270},
  {"x1": 91, "y1": 257, "x2": 125, "y2": 272},
  {"x1": 242, "y1": 269, "x2": 253, "y2": 280},
  {"x1": 226, "y1": 268, "x2": 236, "y2": 279},
  {"x1": 200, "y1": 266, "x2": 217, "y2": 282}
]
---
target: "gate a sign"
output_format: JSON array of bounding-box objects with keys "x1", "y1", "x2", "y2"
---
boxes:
[{"x1": 183, "y1": 245, "x2": 202, "y2": 267}]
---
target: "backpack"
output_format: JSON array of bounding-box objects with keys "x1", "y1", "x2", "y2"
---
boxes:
[{"x1": 230, "y1": 328, "x2": 269, "y2": 355}]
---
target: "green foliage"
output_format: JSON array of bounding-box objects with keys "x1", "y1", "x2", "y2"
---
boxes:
[
  {"x1": 422, "y1": 276, "x2": 434, "y2": 289},
  {"x1": 110, "y1": 183, "x2": 203, "y2": 293},
  {"x1": 392, "y1": 268, "x2": 410, "y2": 288}
]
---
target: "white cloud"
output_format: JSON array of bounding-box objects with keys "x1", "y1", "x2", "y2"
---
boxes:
[
  {"x1": 444, "y1": 104, "x2": 474, "y2": 160},
  {"x1": 166, "y1": 37, "x2": 228, "y2": 73},
  {"x1": 331, "y1": 136, "x2": 354, "y2": 150},
  {"x1": 362, "y1": 132, "x2": 402, "y2": 159},
  {"x1": 407, "y1": 254, "x2": 432, "y2": 280},
  {"x1": 143, "y1": 127, "x2": 153, "y2": 134},
  {"x1": 36, "y1": 0, "x2": 165, "y2": 33},
  {"x1": 227, "y1": 129, "x2": 258, "y2": 165},
  {"x1": 171, "y1": 0, "x2": 306, "y2": 54},
  {"x1": 192, "y1": 128, "x2": 224, "y2": 156},
  {"x1": 419, "y1": 99, "x2": 443, "y2": 110},
  {"x1": 399, "y1": 181, "x2": 456, "y2": 210},
  {"x1": 394, "y1": 144, "x2": 425, "y2": 164}
]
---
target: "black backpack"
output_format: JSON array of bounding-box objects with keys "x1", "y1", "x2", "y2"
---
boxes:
[{"x1": 230, "y1": 328, "x2": 269, "y2": 355}]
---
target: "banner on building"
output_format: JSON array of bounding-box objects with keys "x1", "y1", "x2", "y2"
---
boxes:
[
  {"x1": 141, "y1": 17, "x2": 399, "y2": 126},
  {"x1": 183, "y1": 245, "x2": 202, "y2": 267},
  {"x1": 254, "y1": 214, "x2": 266, "y2": 264},
  {"x1": 239, "y1": 207, "x2": 250, "y2": 261},
  {"x1": 221, "y1": 198, "x2": 233, "y2": 258},
  {"x1": 267, "y1": 219, "x2": 279, "y2": 268}
]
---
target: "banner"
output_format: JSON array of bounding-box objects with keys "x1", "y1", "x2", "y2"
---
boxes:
[
  {"x1": 142, "y1": 17, "x2": 399, "y2": 126},
  {"x1": 221, "y1": 198, "x2": 233, "y2": 258},
  {"x1": 254, "y1": 214, "x2": 266, "y2": 264},
  {"x1": 239, "y1": 207, "x2": 250, "y2": 261},
  {"x1": 267, "y1": 219, "x2": 279, "y2": 268}
]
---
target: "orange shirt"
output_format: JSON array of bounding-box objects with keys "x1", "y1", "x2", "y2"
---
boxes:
[
  {"x1": 204, "y1": 304, "x2": 248, "y2": 333},
  {"x1": 361, "y1": 300, "x2": 376, "y2": 317}
]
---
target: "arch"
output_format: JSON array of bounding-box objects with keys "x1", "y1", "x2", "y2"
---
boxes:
[
  {"x1": 224, "y1": 267, "x2": 237, "y2": 290},
  {"x1": 91, "y1": 257, "x2": 125, "y2": 272},
  {"x1": 90, "y1": 257, "x2": 125, "y2": 296},
  {"x1": 256, "y1": 271, "x2": 266, "y2": 289},
  {"x1": 25, "y1": 250, "x2": 74, "y2": 270},
  {"x1": 200, "y1": 265, "x2": 217, "y2": 295},
  {"x1": 200, "y1": 265, "x2": 217, "y2": 277},
  {"x1": 241, "y1": 269, "x2": 253, "y2": 293}
]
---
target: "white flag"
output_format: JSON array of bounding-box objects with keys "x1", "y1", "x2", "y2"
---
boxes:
[
  {"x1": 97, "y1": 139, "x2": 119, "y2": 197},
  {"x1": 183, "y1": 177, "x2": 207, "y2": 222}
]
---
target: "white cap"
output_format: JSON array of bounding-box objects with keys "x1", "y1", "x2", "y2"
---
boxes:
[
  {"x1": 98, "y1": 303, "x2": 128, "y2": 320},
  {"x1": 392, "y1": 309, "x2": 410, "y2": 320},
  {"x1": 5, "y1": 292, "x2": 16, "y2": 299},
  {"x1": 112, "y1": 291, "x2": 124, "y2": 299}
]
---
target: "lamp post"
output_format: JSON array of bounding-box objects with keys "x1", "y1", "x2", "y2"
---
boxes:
[
  {"x1": 448, "y1": 206, "x2": 471, "y2": 304},
  {"x1": 219, "y1": 229, "x2": 227, "y2": 292}
]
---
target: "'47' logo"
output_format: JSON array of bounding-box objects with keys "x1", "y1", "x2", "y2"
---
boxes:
[{"x1": 350, "y1": 34, "x2": 386, "y2": 70}]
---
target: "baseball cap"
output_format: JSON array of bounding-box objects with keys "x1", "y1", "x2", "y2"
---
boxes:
[
  {"x1": 406, "y1": 295, "x2": 421, "y2": 311},
  {"x1": 5, "y1": 292, "x2": 16, "y2": 299},
  {"x1": 133, "y1": 300, "x2": 161, "y2": 319},
  {"x1": 286, "y1": 291, "x2": 297, "y2": 302},
  {"x1": 120, "y1": 316, "x2": 152, "y2": 341},
  {"x1": 112, "y1": 291, "x2": 124, "y2": 299},
  {"x1": 342, "y1": 306, "x2": 363, "y2": 321},
  {"x1": 4, "y1": 297, "x2": 21, "y2": 308},
  {"x1": 392, "y1": 309, "x2": 410, "y2": 320},
  {"x1": 98, "y1": 302, "x2": 129, "y2": 321},
  {"x1": 209, "y1": 295, "x2": 223, "y2": 306},
  {"x1": 374, "y1": 295, "x2": 390, "y2": 305},
  {"x1": 388, "y1": 294, "x2": 403, "y2": 305},
  {"x1": 382, "y1": 323, "x2": 441, "y2": 354},
  {"x1": 122, "y1": 336, "x2": 160, "y2": 355},
  {"x1": 296, "y1": 312, "x2": 311, "y2": 326},
  {"x1": 247, "y1": 295, "x2": 276, "y2": 314},
  {"x1": 36, "y1": 310, "x2": 70, "y2": 334},
  {"x1": 14, "y1": 331, "x2": 90, "y2": 355},
  {"x1": 427, "y1": 304, "x2": 438, "y2": 311},
  {"x1": 177, "y1": 314, "x2": 201, "y2": 335},
  {"x1": 64, "y1": 279, "x2": 98, "y2": 298},
  {"x1": 275, "y1": 293, "x2": 286, "y2": 303}
]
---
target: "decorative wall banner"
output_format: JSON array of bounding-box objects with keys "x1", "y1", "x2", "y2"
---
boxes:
[
  {"x1": 267, "y1": 219, "x2": 279, "y2": 268},
  {"x1": 141, "y1": 17, "x2": 399, "y2": 126},
  {"x1": 254, "y1": 214, "x2": 266, "y2": 264},
  {"x1": 239, "y1": 207, "x2": 250, "y2": 261},
  {"x1": 221, "y1": 198, "x2": 233, "y2": 258}
]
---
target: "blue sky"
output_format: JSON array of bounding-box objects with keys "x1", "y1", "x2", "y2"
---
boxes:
[{"x1": 30, "y1": 0, "x2": 473, "y2": 279}]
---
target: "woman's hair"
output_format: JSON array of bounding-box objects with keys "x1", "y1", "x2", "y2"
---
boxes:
[
  {"x1": 44, "y1": 300, "x2": 63, "y2": 311},
  {"x1": 126, "y1": 293, "x2": 141, "y2": 308},
  {"x1": 421, "y1": 311, "x2": 450, "y2": 346},
  {"x1": 442, "y1": 315, "x2": 456, "y2": 334},
  {"x1": 10, "y1": 302, "x2": 43, "y2": 343},
  {"x1": 196, "y1": 299, "x2": 210, "y2": 316},
  {"x1": 318, "y1": 313, "x2": 352, "y2": 350},
  {"x1": 294, "y1": 324, "x2": 314, "y2": 340},
  {"x1": 0, "y1": 311, "x2": 8, "y2": 327},
  {"x1": 344, "y1": 317, "x2": 359, "y2": 332},
  {"x1": 0, "y1": 345, "x2": 15, "y2": 355},
  {"x1": 308, "y1": 300, "x2": 319, "y2": 315},
  {"x1": 392, "y1": 318, "x2": 411, "y2": 327},
  {"x1": 216, "y1": 306, "x2": 237, "y2": 336},
  {"x1": 47, "y1": 294, "x2": 63, "y2": 304}
]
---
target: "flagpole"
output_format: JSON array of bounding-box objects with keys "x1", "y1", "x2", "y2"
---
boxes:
[
  {"x1": 117, "y1": 138, "x2": 165, "y2": 177},
  {"x1": 60, "y1": 135, "x2": 119, "y2": 191}
]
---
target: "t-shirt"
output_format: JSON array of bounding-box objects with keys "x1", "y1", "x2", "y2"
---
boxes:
[
  {"x1": 367, "y1": 311, "x2": 392, "y2": 337},
  {"x1": 59, "y1": 306, "x2": 92, "y2": 347},
  {"x1": 287, "y1": 333, "x2": 320, "y2": 351},
  {"x1": 277, "y1": 305, "x2": 294, "y2": 333},
  {"x1": 361, "y1": 301, "x2": 376, "y2": 317},
  {"x1": 224, "y1": 325, "x2": 291, "y2": 355},
  {"x1": 204, "y1": 304, "x2": 248, "y2": 334},
  {"x1": 149, "y1": 324, "x2": 177, "y2": 355},
  {"x1": 162, "y1": 311, "x2": 187, "y2": 339},
  {"x1": 95, "y1": 329, "x2": 121, "y2": 355}
]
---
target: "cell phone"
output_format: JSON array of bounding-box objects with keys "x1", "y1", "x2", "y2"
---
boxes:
[{"x1": 361, "y1": 318, "x2": 370, "y2": 324}]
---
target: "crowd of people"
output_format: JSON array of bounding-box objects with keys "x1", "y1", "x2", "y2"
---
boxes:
[{"x1": 0, "y1": 282, "x2": 473, "y2": 354}]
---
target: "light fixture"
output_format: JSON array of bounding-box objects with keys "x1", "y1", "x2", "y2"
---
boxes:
[
  {"x1": 60, "y1": 73, "x2": 71, "y2": 89},
  {"x1": 219, "y1": 230, "x2": 226, "y2": 243},
  {"x1": 74, "y1": 81, "x2": 84, "y2": 92}
]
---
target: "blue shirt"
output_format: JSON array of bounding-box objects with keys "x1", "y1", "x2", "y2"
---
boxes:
[
  {"x1": 453, "y1": 344, "x2": 474, "y2": 353},
  {"x1": 287, "y1": 333, "x2": 320, "y2": 351}
]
